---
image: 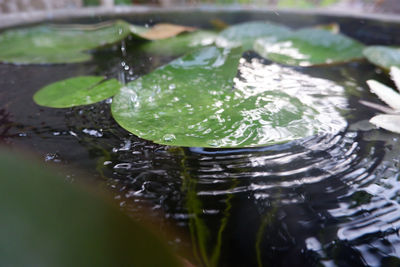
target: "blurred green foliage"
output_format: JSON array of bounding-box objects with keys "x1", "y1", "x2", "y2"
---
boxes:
[
  {"x1": 83, "y1": 0, "x2": 100, "y2": 6},
  {"x1": 115, "y1": 0, "x2": 133, "y2": 4},
  {"x1": 0, "y1": 148, "x2": 180, "y2": 267}
]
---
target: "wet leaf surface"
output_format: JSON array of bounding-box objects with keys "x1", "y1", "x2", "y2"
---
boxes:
[
  {"x1": 139, "y1": 30, "x2": 218, "y2": 57},
  {"x1": 112, "y1": 46, "x2": 347, "y2": 148},
  {"x1": 254, "y1": 28, "x2": 364, "y2": 66},
  {"x1": 216, "y1": 21, "x2": 292, "y2": 50},
  {"x1": 34, "y1": 76, "x2": 121, "y2": 108},
  {"x1": 363, "y1": 46, "x2": 400, "y2": 71}
]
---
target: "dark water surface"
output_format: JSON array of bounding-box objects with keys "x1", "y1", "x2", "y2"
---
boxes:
[{"x1": 1, "y1": 19, "x2": 400, "y2": 267}]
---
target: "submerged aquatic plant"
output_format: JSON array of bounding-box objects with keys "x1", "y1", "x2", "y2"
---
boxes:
[{"x1": 364, "y1": 66, "x2": 400, "y2": 134}]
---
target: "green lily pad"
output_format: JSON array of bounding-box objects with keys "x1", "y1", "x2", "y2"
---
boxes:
[
  {"x1": 34, "y1": 76, "x2": 121, "y2": 108},
  {"x1": 0, "y1": 148, "x2": 180, "y2": 266},
  {"x1": 253, "y1": 28, "x2": 365, "y2": 66},
  {"x1": 0, "y1": 20, "x2": 132, "y2": 64},
  {"x1": 112, "y1": 46, "x2": 347, "y2": 148},
  {"x1": 363, "y1": 46, "x2": 400, "y2": 71},
  {"x1": 139, "y1": 30, "x2": 217, "y2": 57},
  {"x1": 216, "y1": 21, "x2": 292, "y2": 50}
]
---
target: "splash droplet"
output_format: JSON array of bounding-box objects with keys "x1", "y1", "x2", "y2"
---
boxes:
[{"x1": 163, "y1": 134, "x2": 176, "y2": 142}]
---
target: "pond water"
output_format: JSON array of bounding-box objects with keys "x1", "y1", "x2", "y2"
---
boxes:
[{"x1": 1, "y1": 15, "x2": 400, "y2": 266}]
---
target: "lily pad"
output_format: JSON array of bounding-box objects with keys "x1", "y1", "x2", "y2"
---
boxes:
[
  {"x1": 253, "y1": 28, "x2": 365, "y2": 66},
  {"x1": 139, "y1": 30, "x2": 217, "y2": 57},
  {"x1": 216, "y1": 21, "x2": 292, "y2": 50},
  {"x1": 112, "y1": 46, "x2": 347, "y2": 148},
  {"x1": 0, "y1": 20, "x2": 132, "y2": 64},
  {"x1": 363, "y1": 46, "x2": 400, "y2": 71},
  {"x1": 34, "y1": 76, "x2": 121, "y2": 108}
]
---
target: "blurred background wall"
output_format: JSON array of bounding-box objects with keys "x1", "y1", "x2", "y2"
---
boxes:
[{"x1": 0, "y1": 0, "x2": 399, "y2": 14}]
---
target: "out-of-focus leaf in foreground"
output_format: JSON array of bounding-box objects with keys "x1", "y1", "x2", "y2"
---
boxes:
[{"x1": 0, "y1": 148, "x2": 181, "y2": 267}]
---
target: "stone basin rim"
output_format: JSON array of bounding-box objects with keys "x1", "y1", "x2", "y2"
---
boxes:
[{"x1": 1, "y1": 5, "x2": 400, "y2": 30}]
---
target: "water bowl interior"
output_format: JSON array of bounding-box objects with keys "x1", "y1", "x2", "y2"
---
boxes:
[{"x1": 1, "y1": 8, "x2": 400, "y2": 266}]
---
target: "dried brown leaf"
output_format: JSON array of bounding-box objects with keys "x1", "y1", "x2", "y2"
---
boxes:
[{"x1": 139, "y1": 23, "x2": 197, "y2": 40}]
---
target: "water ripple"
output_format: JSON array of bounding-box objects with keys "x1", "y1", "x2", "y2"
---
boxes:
[{"x1": 5, "y1": 53, "x2": 398, "y2": 266}]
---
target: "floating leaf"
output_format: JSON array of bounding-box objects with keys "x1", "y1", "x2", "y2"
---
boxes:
[
  {"x1": 363, "y1": 46, "x2": 400, "y2": 71},
  {"x1": 366, "y1": 79, "x2": 400, "y2": 110},
  {"x1": 129, "y1": 24, "x2": 149, "y2": 36},
  {"x1": 112, "y1": 46, "x2": 347, "y2": 148},
  {"x1": 138, "y1": 23, "x2": 196, "y2": 40},
  {"x1": 112, "y1": 46, "x2": 241, "y2": 148},
  {"x1": 254, "y1": 28, "x2": 364, "y2": 66},
  {"x1": 0, "y1": 20, "x2": 132, "y2": 64},
  {"x1": 216, "y1": 21, "x2": 292, "y2": 50},
  {"x1": 0, "y1": 148, "x2": 180, "y2": 266},
  {"x1": 139, "y1": 30, "x2": 217, "y2": 57},
  {"x1": 34, "y1": 76, "x2": 121, "y2": 108},
  {"x1": 370, "y1": 114, "x2": 400, "y2": 134}
]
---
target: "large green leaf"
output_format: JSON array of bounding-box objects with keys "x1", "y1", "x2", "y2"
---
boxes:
[
  {"x1": 112, "y1": 46, "x2": 347, "y2": 148},
  {"x1": 33, "y1": 76, "x2": 121, "y2": 108},
  {"x1": 0, "y1": 148, "x2": 180, "y2": 266},
  {"x1": 0, "y1": 20, "x2": 132, "y2": 64},
  {"x1": 254, "y1": 28, "x2": 365, "y2": 66},
  {"x1": 139, "y1": 30, "x2": 218, "y2": 57},
  {"x1": 216, "y1": 21, "x2": 292, "y2": 50},
  {"x1": 363, "y1": 46, "x2": 400, "y2": 71}
]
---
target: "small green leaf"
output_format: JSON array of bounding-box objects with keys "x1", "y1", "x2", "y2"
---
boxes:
[
  {"x1": 254, "y1": 28, "x2": 365, "y2": 66},
  {"x1": 112, "y1": 46, "x2": 347, "y2": 148},
  {"x1": 363, "y1": 46, "x2": 400, "y2": 71},
  {"x1": 34, "y1": 76, "x2": 121, "y2": 108},
  {"x1": 0, "y1": 148, "x2": 180, "y2": 266},
  {"x1": 112, "y1": 46, "x2": 242, "y2": 148},
  {"x1": 216, "y1": 21, "x2": 292, "y2": 50},
  {"x1": 0, "y1": 20, "x2": 132, "y2": 64},
  {"x1": 139, "y1": 30, "x2": 218, "y2": 57}
]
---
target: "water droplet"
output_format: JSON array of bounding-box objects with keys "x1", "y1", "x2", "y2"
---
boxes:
[
  {"x1": 163, "y1": 134, "x2": 176, "y2": 142},
  {"x1": 82, "y1": 128, "x2": 103, "y2": 137},
  {"x1": 44, "y1": 153, "x2": 61, "y2": 163},
  {"x1": 208, "y1": 141, "x2": 220, "y2": 147}
]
